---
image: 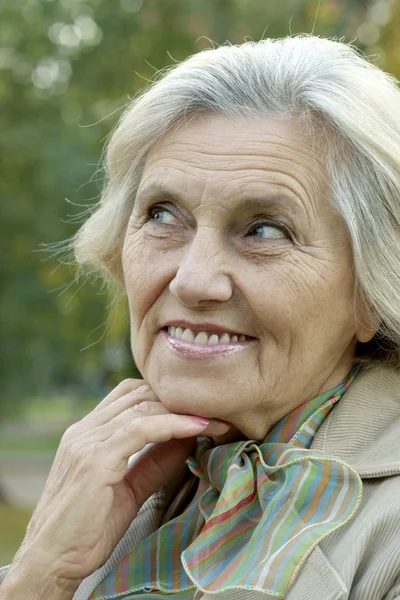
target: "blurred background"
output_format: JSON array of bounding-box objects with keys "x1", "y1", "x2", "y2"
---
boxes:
[{"x1": 1, "y1": 0, "x2": 400, "y2": 566}]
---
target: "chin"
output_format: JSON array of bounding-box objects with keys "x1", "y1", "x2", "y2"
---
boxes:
[
  {"x1": 160, "y1": 393, "x2": 215, "y2": 418},
  {"x1": 153, "y1": 379, "x2": 222, "y2": 418}
]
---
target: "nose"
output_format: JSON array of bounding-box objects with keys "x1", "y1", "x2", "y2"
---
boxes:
[{"x1": 169, "y1": 229, "x2": 233, "y2": 308}]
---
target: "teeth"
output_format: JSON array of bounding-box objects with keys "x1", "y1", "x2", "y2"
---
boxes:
[
  {"x1": 219, "y1": 333, "x2": 231, "y2": 344},
  {"x1": 182, "y1": 328, "x2": 195, "y2": 343},
  {"x1": 167, "y1": 326, "x2": 248, "y2": 345},
  {"x1": 194, "y1": 331, "x2": 208, "y2": 344}
]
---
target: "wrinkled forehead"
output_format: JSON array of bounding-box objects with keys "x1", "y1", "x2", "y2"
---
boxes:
[
  {"x1": 144, "y1": 113, "x2": 326, "y2": 170},
  {"x1": 137, "y1": 114, "x2": 332, "y2": 221}
]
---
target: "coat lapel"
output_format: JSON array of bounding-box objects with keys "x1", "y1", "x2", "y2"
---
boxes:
[{"x1": 311, "y1": 363, "x2": 400, "y2": 476}]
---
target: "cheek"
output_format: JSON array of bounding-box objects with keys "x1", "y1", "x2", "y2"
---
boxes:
[
  {"x1": 122, "y1": 233, "x2": 177, "y2": 331},
  {"x1": 276, "y1": 253, "x2": 356, "y2": 342},
  {"x1": 122, "y1": 236, "x2": 150, "y2": 323},
  {"x1": 247, "y1": 254, "x2": 354, "y2": 340},
  {"x1": 240, "y1": 261, "x2": 306, "y2": 333}
]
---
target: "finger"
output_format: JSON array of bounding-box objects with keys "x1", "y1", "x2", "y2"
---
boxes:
[
  {"x1": 103, "y1": 412, "x2": 229, "y2": 461},
  {"x1": 91, "y1": 400, "x2": 172, "y2": 440},
  {"x1": 91, "y1": 379, "x2": 149, "y2": 413},
  {"x1": 124, "y1": 438, "x2": 197, "y2": 509},
  {"x1": 88, "y1": 386, "x2": 160, "y2": 426}
]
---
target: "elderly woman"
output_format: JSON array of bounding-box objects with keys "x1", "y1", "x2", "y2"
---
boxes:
[{"x1": 1, "y1": 34, "x2": 400, "y2": 600}]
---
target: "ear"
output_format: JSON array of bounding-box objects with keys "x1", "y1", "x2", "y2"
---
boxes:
[{"x1": 355, "y1": 293, "x2": 380, "y2": 344}]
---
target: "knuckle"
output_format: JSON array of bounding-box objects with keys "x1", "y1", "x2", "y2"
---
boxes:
[
  {"x1": 130, "y1": 401, "x2": 154, "y2": 416},
  {"x1": 62, "y1": 417, "x2": 89, "y2": 441},
  {"x1": 60, "y1": 423, "x2": 78, "y2": 444},
  {"x1": 58, "y1": 436, "x2": 82, "y2": 464},
  {"x1": 124, "y1": 414, "x2": 145, "y2": 432},
  {"x1": 60, "y1": 423, "x2": 91, "y2": 451},
  {"x1": 60, "y1": 432, "x2": 102, "y2": 468},
  {"x1": 119, "y1": 418, "x2": 146, "y2": 445},
  {"x1": 88, "y1": 440, "x2": 105, "y2": 458}
]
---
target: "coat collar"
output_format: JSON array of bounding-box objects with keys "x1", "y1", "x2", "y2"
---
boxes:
[{"x1": 311, "y1": 363, "x2": 400, "y2": 477}]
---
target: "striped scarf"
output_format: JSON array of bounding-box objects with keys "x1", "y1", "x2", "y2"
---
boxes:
[{"x1": 90, "y1": 366, "x2": 362, "y2": 599}]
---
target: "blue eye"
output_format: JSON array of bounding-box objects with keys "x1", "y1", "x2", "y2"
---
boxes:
[
  {"x1": 250, "y1": 222, "x2": 287, "y2": 239},
  {"x1": 150, "y1": 207, "x2": 176, "y2": 225}
]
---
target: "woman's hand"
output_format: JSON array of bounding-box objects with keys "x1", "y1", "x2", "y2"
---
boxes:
[{"x1": 8, "y1": 380, "x2": 230, "y2": 592}]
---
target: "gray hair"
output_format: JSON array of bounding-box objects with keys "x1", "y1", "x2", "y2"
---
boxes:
[{"x1": 72, "y1": 35, "x2": 400, "y2": 369}]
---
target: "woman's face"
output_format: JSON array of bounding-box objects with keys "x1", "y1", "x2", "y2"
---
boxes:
[{"x1": 122, "y1": 114, "x2": 374, "y2": 441}]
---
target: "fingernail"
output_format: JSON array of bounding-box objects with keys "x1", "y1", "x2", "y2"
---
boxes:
[{"x1": 188, "y1": 416, "x2": 210, "y2": 427}]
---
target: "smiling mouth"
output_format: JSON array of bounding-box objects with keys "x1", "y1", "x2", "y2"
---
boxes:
[{"x1": 163, "y1": 326, "x2": 255, "y2": 346}]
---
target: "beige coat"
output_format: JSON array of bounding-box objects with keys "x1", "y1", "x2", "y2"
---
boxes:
[{"x1": 1, "y1": 364, "x2": 400, "y2": 599}]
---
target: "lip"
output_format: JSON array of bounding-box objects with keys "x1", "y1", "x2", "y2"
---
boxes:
[
  {"x1": 161, "y1": 319, "x2": 255, "y2": 338},
  {"x1": 161, "y1": 329, "x2": 256, "y2": 360}
]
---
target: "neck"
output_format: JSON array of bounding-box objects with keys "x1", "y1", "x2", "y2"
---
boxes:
[{"x1": 211, "y1": 359, "x2": 360, "y2": 446}]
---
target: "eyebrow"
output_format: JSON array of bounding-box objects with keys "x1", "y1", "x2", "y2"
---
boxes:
[{"x1": 135, "y1": 183, "x2": 308, "y2": 221}]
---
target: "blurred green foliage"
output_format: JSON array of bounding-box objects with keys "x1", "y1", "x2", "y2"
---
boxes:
[
  {"x1": 1, "y1": 0, "x2": 399, "y2": 417},
  {"x1": 0, "y1": 504, "x2": 32, "y2": 564}
]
